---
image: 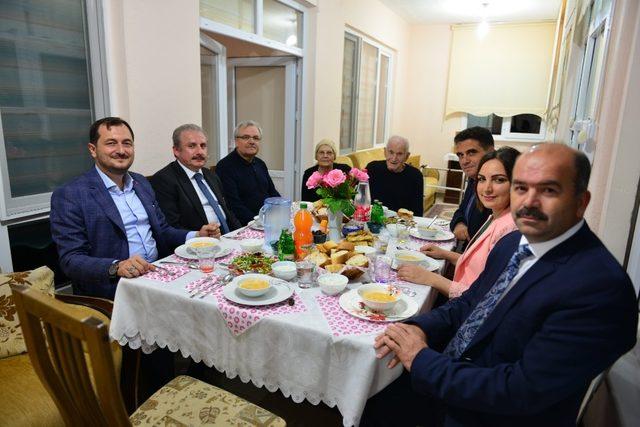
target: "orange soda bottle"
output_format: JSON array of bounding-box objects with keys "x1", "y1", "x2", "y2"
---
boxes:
[{"x1": 294, "y1": 203, "x2": 313, "y2": 260}]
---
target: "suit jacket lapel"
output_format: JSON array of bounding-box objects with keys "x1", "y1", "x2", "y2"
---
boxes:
[
  {"x1": 87, "y1": 168, "x2": 126, "y2": 235},
  {"x1": 172, "y1": 161, "x2": 208, "y2": 224},
  {"x1": 465, "y1": 228, "x2": 584, "y2": 352}
]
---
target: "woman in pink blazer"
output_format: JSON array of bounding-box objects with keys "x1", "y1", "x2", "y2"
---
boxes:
[{"x1": 398, "y1": 147, "x2": 520, "y2": 297}]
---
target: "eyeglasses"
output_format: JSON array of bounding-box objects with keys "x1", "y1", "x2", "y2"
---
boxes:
[{"x1": 236, "y1": 135, "x2": 261, "y2": 142}]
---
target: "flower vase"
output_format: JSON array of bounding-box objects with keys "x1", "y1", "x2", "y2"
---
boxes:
[{"x1": 327, "y1": 209, "x2": 344, "y2": 242}]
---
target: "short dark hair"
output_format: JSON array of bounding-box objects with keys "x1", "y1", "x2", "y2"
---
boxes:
[
  {"x1": 573, "y1": 150, "x2": 591, "y2": 195},
  {"x1": 454, "y1": 126, "x2": 495, "y2": 151},
  {"x1": 475, "y1": 146, "x2": 521, "y2": 211},
  {"x1": 89, "y1": 117, "x2": 134, "y2": 145}
]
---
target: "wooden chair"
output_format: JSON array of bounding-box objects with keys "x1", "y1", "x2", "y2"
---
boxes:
[{"x1": 11, "y1": 284, "x2": 287, "y2": 426}]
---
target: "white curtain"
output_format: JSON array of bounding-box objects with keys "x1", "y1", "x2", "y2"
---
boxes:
[{"x1": 445, "y1": 21, "x2": 556, "y2": 117}]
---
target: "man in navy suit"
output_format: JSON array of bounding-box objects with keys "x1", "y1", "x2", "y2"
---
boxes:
[
  {"x1": 150, "y1": 124, "x2": 241, "y2": 233},
  {"x1": 449, "y1": 127, "x2": 495, "y2": 245},
  {"x1": 361, "y1": 144, "x2": 638, "y2": 426},
  {"x1": 50, "y1": 117, "x2": 220, "y2": 300}
]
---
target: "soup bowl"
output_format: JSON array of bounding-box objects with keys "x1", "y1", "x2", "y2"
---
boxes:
[
  {"x1": 417, "y1": 226, "x2": 438, "y2": 239},
  {"x1": 239, "y1": 238, "x2": 264, "y2": 253},
  {"x1": 185, "y1": 237, "x2": 220, "y2": 254},
  {"x1": 394, "y1": 250, "x2": 427, "y2": 268},
  {"x1": 237, "y1": 274, "x2": 272, "y2": 297},
  {"x1": 358, "y1": 283, "x2": 400, "y2": 311}
]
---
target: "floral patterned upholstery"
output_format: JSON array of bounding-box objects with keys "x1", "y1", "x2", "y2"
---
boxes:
[
  {"x1": 130, "y1": 375, "x2": 286, "y2": 426},
  {"x1": 0, "y1": 266, "x2": 54, "y2": 358}
]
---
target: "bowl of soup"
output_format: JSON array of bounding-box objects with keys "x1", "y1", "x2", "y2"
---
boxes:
[
  {"x1": 417, "y1": 226, "x2": 438, "y2": 239},
  {"x1": 358, "y1": 283, "x2": 400, "y2": 311},
  {"x1": 186, "y1": 237, "x2": 220, "y2": 254},
  {"x1": 394, "y1": 250, "x2": 427, "y2": 268},
  {"x1": 237, "y1": 274, "x2": 272, "y2": 297},
  {"x1": 317, "y1": 273, "x2": 348, "y2": 295}
]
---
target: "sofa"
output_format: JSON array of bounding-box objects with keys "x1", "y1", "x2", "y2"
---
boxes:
[
  {"x1": 337, "y1": 147, "x2": 439, "y2": 213},
  {"x1": 0, "y1": 266, "x2": 121, "y2": 426}
]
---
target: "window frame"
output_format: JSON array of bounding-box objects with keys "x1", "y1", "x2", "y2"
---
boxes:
[
  {"x1": 463, "y1": 114, "x2": 548, "y2": 143},
  {"x1": 0, "y1": 0, "x2": 110, "y2": 221},
  {"x1": 339, "y1": 29, "x2": 394, "y2": 154}
]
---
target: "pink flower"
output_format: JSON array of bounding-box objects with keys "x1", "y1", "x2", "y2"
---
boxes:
[
  {"x1": 306, "y1": 171, "x2": 324, "y2": 189},
  {"x1": 349, "y1": 167, "x2": 369, "y2": 182},
  {"x1": 323, "y1": 169, "x2": 347, "y2": 188}
]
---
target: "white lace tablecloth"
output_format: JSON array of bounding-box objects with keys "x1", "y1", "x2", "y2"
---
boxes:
[{"x1": 109, "y1": 222, "x2": 453, "y2": 427}]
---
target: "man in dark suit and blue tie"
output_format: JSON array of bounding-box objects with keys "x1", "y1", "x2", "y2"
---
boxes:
[
  {"x1": 362, "y1": 144, "x2": 638, "y2": 426},
  {"x1": 150, "y1": 124, "x2": 241, "y2": 234},
  {"x1": 449, "y1": 127, "x2": 495, "y2": 245},
  {"x1": 50, "y1": 117, "x2": 220, "y2": 300}
]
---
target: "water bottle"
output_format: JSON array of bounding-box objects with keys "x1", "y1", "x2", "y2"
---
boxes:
[{"x1": 353, "y1": 181, "x2": 371, "y2": 224}]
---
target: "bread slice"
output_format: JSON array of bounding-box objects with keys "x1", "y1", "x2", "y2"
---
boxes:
[
  {"x1": 336, "y1": 241, "x2": 355, "y2": 252},
  {"x1": 324, "y1": 264, "x2": 344, "y2": 274},
  {"x1": 346, "y1": 254, "x2": 369, "y2": 268},
  {"x1": 324, "y1": 240, "x2": 338, "y2": 251},
  {"x1": 342, "y1": 267, "x2": 364, "y2": 280},
  {"x1": 305, "y1": 251, "x2": 330, "y2": 267},
  {"x1": 330, "y1": 250, "x2": 350, "y2": 265},
  {"x1": 397, "y1": 208, "x2": 414, "y2": 221}
]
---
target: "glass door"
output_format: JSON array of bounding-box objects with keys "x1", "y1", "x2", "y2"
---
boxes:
[
  {"x1": 200, "y1": 34, "x2": 228, "y2": 162},
  {"x1": 227, "y1": 57, "x2": 297, "y2": 199}
]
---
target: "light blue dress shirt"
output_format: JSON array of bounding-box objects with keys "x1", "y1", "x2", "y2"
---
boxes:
[{"x1": 96, "y1": 166, "x2": 159, "y2": 262}]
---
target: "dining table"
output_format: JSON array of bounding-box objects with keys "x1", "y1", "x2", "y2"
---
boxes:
[{"x1": 109, "y1": 216, "x2": 455, "y2": 426}]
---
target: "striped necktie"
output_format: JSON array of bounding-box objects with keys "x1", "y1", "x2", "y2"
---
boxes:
[
  {"x1": 194, "y1": 173, "x2": 230, "y2": 234},
  {"x1": 444, "y1": 244, "x2": 533, "y2": 358}
]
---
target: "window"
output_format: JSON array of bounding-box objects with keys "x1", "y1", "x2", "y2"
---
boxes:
[
  {"x1": 466, "y1": 113, "x2": 546, "y2": 141},
  {"x1": 339, "y1": 31, "x2": 393, "y2": 153},
  {"x1": 0, "y1": 0, "x2": 109, "y2": 220}
]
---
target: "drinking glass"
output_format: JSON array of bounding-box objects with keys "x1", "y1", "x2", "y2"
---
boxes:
[
  {"x1": 196, "y1": 246, "x2": 216, "y2": 274},
  {"x1": 296, "y1": 260, "x2": 316, "y2": 288},
  {"x1": 373, "y1": 255, "x2": 392, "y2": 283},
  {"x1": 397, "y1": 224, "x2": 409, "y2": 245}
]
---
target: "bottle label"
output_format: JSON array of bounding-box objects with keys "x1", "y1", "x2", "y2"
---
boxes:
[{"x1": 354, "y1": 205, "x2": 371, "y2": 222}]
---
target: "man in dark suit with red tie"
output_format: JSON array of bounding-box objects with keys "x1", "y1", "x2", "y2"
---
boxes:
[
  {"x1": 151, "y1": 124, "x2": 241, "y2": 233},
  {"x1": 361, "y1": 144, "x2": 638, "y2": 427}
]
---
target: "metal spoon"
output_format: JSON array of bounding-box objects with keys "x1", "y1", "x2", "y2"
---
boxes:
[{"x1": 199, "y1": 274, "x2": 234, "y2": 299}]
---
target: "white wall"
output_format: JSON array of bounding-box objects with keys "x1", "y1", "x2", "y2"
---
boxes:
[{"x1": 104, "y1": 0, "x2": 202, "y2": 176}]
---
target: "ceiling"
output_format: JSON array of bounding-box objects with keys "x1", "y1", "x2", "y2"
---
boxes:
[{"x1": 378, "y1": 0, "x2": 561, "y2": 25}]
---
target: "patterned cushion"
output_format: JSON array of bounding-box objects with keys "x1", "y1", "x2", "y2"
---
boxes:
[
  {"x1": 0, "y1": 267, "x2": 54, "y2": 358},
  {"x1": 130, "y1": 375, "x2": 286, "y2": 426}
]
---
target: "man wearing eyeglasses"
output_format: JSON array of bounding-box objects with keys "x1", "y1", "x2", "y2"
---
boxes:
[{"x1": 215, "y1": 120, "x2": 281, "y2": 225}]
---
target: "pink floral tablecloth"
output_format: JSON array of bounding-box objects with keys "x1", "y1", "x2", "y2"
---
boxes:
[
  {"x1": 213, "y1": 286, "x2": 307, "y2": 336},
  {"x1": 315, "y1": 294, "x2": 387, "y2": 337}
]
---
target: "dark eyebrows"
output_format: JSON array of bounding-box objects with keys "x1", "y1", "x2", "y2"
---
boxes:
[{"x1": 511, "y1": 179, "x2": 561, "y2": 188}]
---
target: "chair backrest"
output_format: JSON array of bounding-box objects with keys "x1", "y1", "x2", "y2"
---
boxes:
[{"x1": 10, "y1": 284, "x2": 131, "y2": 427}]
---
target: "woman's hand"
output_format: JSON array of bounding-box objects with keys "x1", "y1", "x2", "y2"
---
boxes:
[
  {"x1": 397, "y1": 264, "x2": 432, "y2": 285},
  {"x1": 420, "y1": 243, "x2": 446, "y2": 259}
]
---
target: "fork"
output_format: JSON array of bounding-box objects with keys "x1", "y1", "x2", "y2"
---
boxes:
[
  {"x1": 189, "y1": 276, "x2": 218, "y2": 298},
  {"x1": 152, "y1": 264, "x2": 176, "y2": 276},
  {"x1": 198, "y1": 274, "x2": 234, "y2": 299}
]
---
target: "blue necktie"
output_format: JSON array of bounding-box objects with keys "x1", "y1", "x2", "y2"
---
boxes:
[
  {"x1": 194, "y1": 173, "x2": 230, "y2": 234},
  {"x1": 444, "y1": 244, "x2": 533, "y2": 358}
]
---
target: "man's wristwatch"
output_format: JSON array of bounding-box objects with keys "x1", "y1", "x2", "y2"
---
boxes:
[{"x1": 109, "y1": 261, "x2": 120, "y2": 279}]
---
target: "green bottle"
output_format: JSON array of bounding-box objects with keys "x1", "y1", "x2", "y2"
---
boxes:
[
  {"x1": 278, "y1": 229, "x2": 295, "y2": 261},
  {"x1": 371, "y1": 200, "x2": 384, "y2": 224}
]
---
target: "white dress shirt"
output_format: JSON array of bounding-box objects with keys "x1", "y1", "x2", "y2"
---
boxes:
[
  {"x1": 498, "y1": 219, "x2": 585, "y2": 301},
  {"x1": 176, "y1": 161, "x2": 226, "y2": 224}
]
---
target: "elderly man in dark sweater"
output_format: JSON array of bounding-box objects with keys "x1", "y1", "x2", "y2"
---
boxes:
[
  {"x1": 215, "y1": 120, "x2": 280, "y2": 225},
  {"x1": 366, "y1": 136, "x2": 424, "y2": 216}
]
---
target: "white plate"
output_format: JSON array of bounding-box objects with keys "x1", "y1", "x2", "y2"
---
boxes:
[
  {"x1": 391, "y1": 256, "x2": 440, "y2": 272},
  {"x1": 338, "y1": 288, "x2": 418, "y2": 322},
  {"x1": 409, "y1": 228, "x2": 455, "y2": 242},
  {"x1": 414, "y1": 217, "x2": 451, "y2": 228},
  {"x1": 248, "y1": 220, "x2": 265, "y2": 231},
  {"x1": 223, "y1": 276, "x2": 294, "y2": 306},
  {"x1": 174, "y1": 244, "x2": 232, "y2": 260}
]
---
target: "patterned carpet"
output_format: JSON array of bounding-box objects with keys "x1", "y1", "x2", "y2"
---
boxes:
[{"x1": 426, "y1": 202, "x2": 458, "y2": 220}]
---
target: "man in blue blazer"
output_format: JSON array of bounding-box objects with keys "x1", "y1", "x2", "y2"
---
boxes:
[
  {"x1": 50, "y1": 117, "x2": 220, "y2": 299},
  {"x1": 362, "y1": 144, "x2": 638, "y2": 426},
  {"x1": 449, "y1": 127, "x2": 494, "y2": 245}
]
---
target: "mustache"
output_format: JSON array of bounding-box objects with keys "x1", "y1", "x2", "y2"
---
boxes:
[
  {"x1": 192, "y1": 156, "x2": 206, "y2": 160},
  {"x1": 515, "y1": 207, "x2": 548, "y2": 221}
]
